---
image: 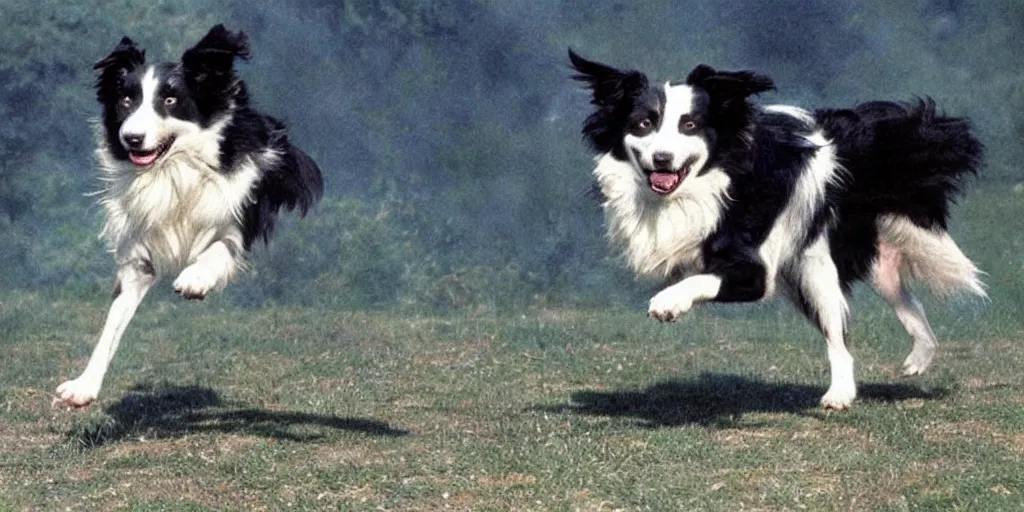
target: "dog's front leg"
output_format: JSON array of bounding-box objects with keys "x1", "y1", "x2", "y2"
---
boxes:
[
  {"x1": 54, "y1": 259, "x2": 155, "y2": 408},
  {"x1": 649, "y1": 256, "x2": 767, "y2": 322},
  {"x1": 648, "y1": 275, "x2": 723, "y2": 322},
  {"x1": 173, "y1": 240, "x2": 240, "y2": 300}
]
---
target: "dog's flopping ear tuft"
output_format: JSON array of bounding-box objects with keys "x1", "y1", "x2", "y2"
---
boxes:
[
  {"x1": 568, "y1": 48, "x2": 647, "y2": 107},
  {"x1": 569, "y1": 49, "x2": 649, "y2": 155},
  {"x1": 686, "y1": 64, "x2": 775, "y2": 103},
  {"x1": 184, "y1": 23, "x2": 251, "y2": 65},
  {"x1": 93, "y1": 37, "x2": 146, "y2": 104},
  {"x1": 182, "y1": 24, "x2": 250, "y2": 88}
]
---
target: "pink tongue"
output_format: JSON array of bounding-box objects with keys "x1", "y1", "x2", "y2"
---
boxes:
[
  {"x1": 649, "y1": 171, "x2": 681, "y2": 194},
  {"x1": 130, "y1": 151, "x2": 159, "y2": 166}
]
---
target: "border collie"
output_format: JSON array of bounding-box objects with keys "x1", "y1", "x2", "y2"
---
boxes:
[
  {"x1": 569, "y1": 50, "x2": 985, "y2": 409},
  {"x1": 53, "y1": 25, "x2": 323, "y2": 408}
]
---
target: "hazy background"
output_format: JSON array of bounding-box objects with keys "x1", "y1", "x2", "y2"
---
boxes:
[{"x1": 1, "y1": 0, "x2": 1021, "y2": 312}]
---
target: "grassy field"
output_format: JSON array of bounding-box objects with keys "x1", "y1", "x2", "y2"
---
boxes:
[
  {"x1": 1, "y1": 287, "x2": 1023, "y2": 511},
  {"x1": 1, "y1": 184, "x2": 1023, "y2": 511}
]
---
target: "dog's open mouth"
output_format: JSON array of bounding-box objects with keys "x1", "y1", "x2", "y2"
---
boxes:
[
  {"x1": 128, "y1": 137, "x2": 175, "y2": 167},
  {"x1": 647, "y1": 165, "x2": 691, "y2": 195},
  {"x1": 646, "y1": 155, "x2": 699, "y2": 195}
]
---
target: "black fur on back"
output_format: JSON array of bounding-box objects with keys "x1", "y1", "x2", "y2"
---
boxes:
[
  {"x1": 237, "y1": 113, "x2": 324, "y2": 248},
  {"x1": 817, "y1": 98, "x2": 983, "y2": 287}
]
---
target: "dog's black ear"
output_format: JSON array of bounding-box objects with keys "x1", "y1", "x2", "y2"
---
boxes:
[
  {"x1": 569, "y1": 49, "x2": 649, "y2": 155},
  {"x1": 182, "y1": 24, "x2": 250, "y2": 88},
  {"x1": 93, "y1": 37, "x2": 145, "y2": 104},
  {"x1": 686, "y1": 64, "x2": 775, "y2": 102},
  {"x1": 569, "y1": 48, "x2": 648, "y2": 107}
]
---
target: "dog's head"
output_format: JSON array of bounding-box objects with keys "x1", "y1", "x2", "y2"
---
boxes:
[
  {"x1": 94, "y1": 24, "x2": 250, "y2": 167},
  {"x1": 570, "y1": 50, "x2": 774, "y2": 197}
]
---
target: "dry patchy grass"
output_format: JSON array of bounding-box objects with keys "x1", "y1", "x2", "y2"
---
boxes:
[{"x1": 1, "y1": 294, "x2": 1023, "y2": 510}]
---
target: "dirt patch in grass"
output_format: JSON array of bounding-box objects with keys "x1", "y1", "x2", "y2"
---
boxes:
[
  {"x1": 923, "y1": 418, "x2": 1024, "y2": 455},
  {"x1": 107, "y1": 436, "x2": 195, "y2": 458},
  {"x1": 308, "y1": 443, "x2": 387, "y2": 468},
  {"x1": 712, "y1": 427, "x2": 788, "y2": 447},
  {"x1": 477, "y1": 472, "x2": 538, "y2": 488},
  {"x1": 312, "y1": 484, "x2": 381, "y2": 507},
  {"x1": 923, "y1": 419, "x2": 1003, "y2": 445},
  {"x1": 0, "y1": 413, "x2": 65, "y2": 456},
  {"x1": 412, "y1": 337, "x2": 495, "y2": 369},
  {"x1": 96, "y1": 476, "x2": 262, "y2": 510},
  {"x1": 567, "y1": 490, "x2": 625, "y2": 512}
]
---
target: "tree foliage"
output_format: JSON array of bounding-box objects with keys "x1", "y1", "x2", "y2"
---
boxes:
[{"x1": 0, "y1": 0, "x2": 1020, "y2": 309}]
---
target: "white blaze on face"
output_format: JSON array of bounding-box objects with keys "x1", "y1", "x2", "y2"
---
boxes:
[
  {"x1": 119, "y1": 67, "x2": 163, "y2": 153},
  {"x1": 117, "y1": 66, "x2": 206, "y2": 168},
  {"x1": 623, "y1": 83, "x2": 711, "y2": 196}
]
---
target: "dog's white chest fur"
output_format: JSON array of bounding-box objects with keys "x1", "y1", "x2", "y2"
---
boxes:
[
  {"x1": 96, "y1": 144, "x2": 259, "y2": 275},
  {"x1": 593, "y1": 153, "x2": 730, "y2": 279}
]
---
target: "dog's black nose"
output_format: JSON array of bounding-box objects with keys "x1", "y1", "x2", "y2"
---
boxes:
[
  {"x1": 652, "y1": 152, "x2": 674, "y2": 169},
  {"x1": 122, "y1": 134, "x2": 144, "y2": 150}
]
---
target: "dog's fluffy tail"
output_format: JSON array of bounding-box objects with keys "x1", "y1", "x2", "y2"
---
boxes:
[{"x1": 877, "y1": 214, "x2": 986, "y2": 298}]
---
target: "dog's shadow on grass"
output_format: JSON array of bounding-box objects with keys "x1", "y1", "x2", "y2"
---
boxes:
[
  {"x1": 66, "y1": 383, "x2": 408, "y2": 450},
  {"x1": 535, "y1": 372, "x2": 950, "y2": 428}
]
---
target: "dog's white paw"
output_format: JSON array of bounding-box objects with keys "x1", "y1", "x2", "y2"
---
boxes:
[
  {"x1": 820, "y1": 386, "x2": 856, "y2": 411},
  {"x1": 901, "y1": 345, "x2": 935, "y2": 377},
  {"x1": 648, "y1": 288, "x2": 694, "y2": 323},
  {"x1": 173, "y1": 264, "x2": 218, "y2": 300},
  {"x1": 53, "y1": 378, "x2": 100, "y2": 409}
]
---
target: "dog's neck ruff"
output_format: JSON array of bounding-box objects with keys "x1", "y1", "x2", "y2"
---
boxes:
[
  {"x1": 593, "y1": 152, "x2": 730, "y2": 279},
  {"x1": 94, "y1": 120, "x2": 259, "y2": 276}
]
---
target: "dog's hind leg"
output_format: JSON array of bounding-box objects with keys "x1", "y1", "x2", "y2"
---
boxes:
[
  {"x1": 790, "y1": 237, "x2": 856, "y2": 410},
  {"x1": 871, "y1": 242, "x2": 939, "y2": 376},
  {"x1": 54, "y1": 258, "x2": 155, "y2": 408}
]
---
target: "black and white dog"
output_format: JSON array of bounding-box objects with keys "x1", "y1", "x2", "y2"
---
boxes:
[
  {"x1": 569, "y1": 50, "x2": 985, "y2": 409},
  {"x1": 54, "y1": 25, "x2": 323, "y2": 408}
]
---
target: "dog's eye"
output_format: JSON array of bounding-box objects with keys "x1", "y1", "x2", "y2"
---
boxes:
[
  {"x1": 164, "y1": 96, "x2": 177, "y2": 107},
  {"x1": 680, "y1": 120, "x2": 698, "y2": 132},
  {"x1": 637, "y1": 119, "x2": 653, "y2": 130},
  {"x1": 119, "y1": 96, "x2": 132, "y2": 108}
]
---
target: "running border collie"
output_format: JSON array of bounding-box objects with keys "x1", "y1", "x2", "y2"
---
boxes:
[
  {"x1": 569, "y1": 49, "x2": 984, "y2": 409},
  {"x1": 53, "y1": 25, "x2": 323, "y2": 408}
]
